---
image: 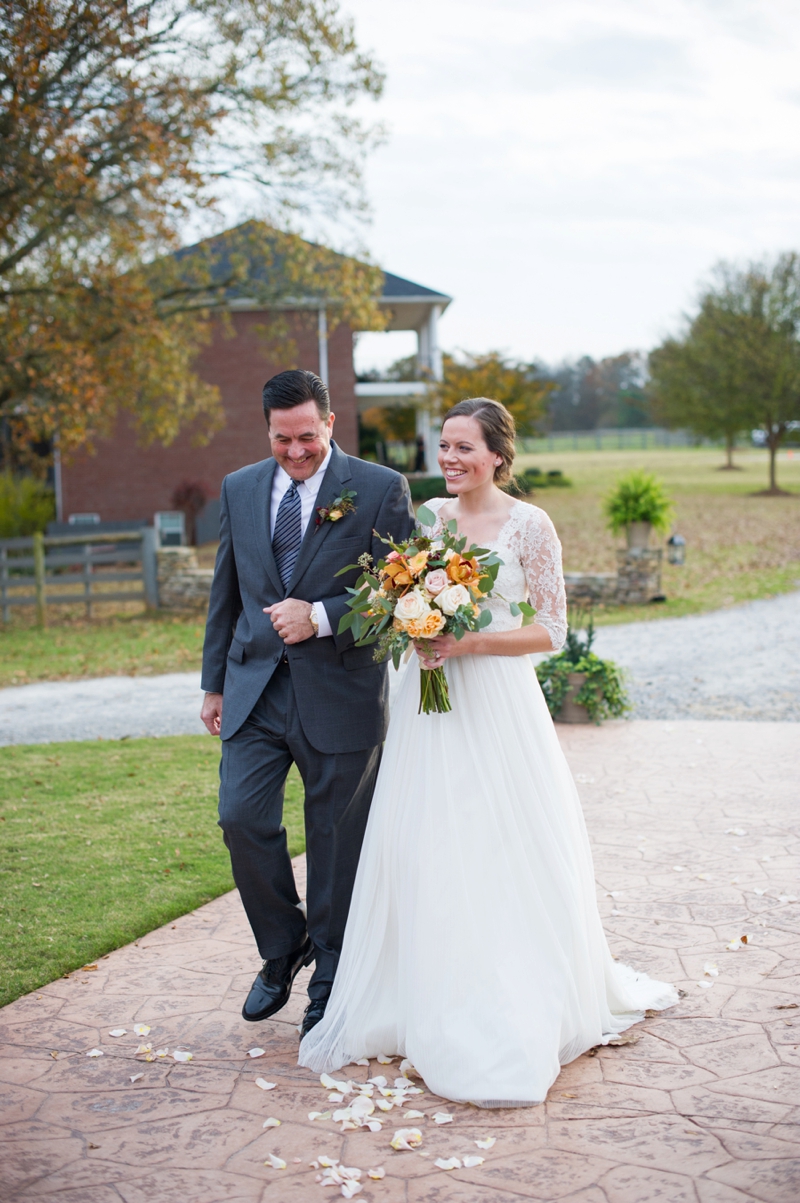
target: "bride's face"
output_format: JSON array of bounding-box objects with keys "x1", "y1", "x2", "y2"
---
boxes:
[{"x1": 438, "y1": 416, "x2": 498, "y2": 493}]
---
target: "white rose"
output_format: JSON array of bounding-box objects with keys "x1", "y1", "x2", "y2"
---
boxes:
[
  {"x1": 395, "y1": 588, "x2": 431, "y2": 622},
  {"x1": 437, "y1": 584, "x2": 470, "y2": 615}
]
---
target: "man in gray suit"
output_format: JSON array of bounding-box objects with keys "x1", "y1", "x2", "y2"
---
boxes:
[{"x1": 201, "y1": 370, "x2": 415, "y2": 1037}]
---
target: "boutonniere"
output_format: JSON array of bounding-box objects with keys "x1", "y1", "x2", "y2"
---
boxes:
[{"x1": 315, "y1": 489, "x2": 357, "y2": 530}]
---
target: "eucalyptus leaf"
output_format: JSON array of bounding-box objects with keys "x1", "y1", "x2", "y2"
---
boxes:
[{"x1": 416, "y1": 504, "x2": 436, "y2": 528}]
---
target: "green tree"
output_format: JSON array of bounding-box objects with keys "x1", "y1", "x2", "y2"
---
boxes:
[
  {"x1": 649, "y1": 255, "x2": 800, "y2": 491},
  {"x1": 434, "y1": 352, "x2": 553, "y2": 436},
  {"x1": 0, "y1": 0, "x2": 385, "y2": 467}
]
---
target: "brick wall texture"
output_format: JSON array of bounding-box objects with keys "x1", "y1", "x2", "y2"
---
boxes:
[{"x1": 60, "y1": 310, "x2": 358, "y2": 523}]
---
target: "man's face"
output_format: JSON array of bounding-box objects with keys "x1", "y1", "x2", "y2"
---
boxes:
[{"x1": 267, "y1": 400, "x2": 335, "y2": 480}]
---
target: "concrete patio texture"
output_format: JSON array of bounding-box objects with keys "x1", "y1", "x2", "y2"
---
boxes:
[{"x1": 1, "y1": 719, "x2": 799, "y2": 1203}]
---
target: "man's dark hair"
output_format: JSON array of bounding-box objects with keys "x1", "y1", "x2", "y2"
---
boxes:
[{"x1": 262, "y1": 370, "x2": 330, "y2": 422}]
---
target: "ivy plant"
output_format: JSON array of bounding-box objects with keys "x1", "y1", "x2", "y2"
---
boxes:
[{"x1": 536, "y1": 610, "x2": 630, "y2": 724}]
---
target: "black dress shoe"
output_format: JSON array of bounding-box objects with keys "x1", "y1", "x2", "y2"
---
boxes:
[
  {"x1": 242, "y1": 936, "x2": 314, "y2": 1022},
  {"x1": 300, "y1": 995, "x2": 328, "y2": 1038}
]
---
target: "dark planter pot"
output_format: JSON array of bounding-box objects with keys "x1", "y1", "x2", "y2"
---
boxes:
[{"x1": 555, "y1": 671, "x2": 593, "y2": 724}]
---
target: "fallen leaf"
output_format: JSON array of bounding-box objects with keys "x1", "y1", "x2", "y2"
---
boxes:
[
  {"x1": 390, "y1": 1128, "x2": 423, "y2": 1150},
  {"x1": 133, "y1": 1024, "x2": 151, "y2": 1036},
  {"x1": 173, "y1": 1050, "x2": 192, "y2": 1062},
  {"x1": 463, "y1": 1155, "x2": 485, "y2": 1167},
  {"x1": 255, "y1": 1078, "x2": 276, "y2": 1091},
  {"x1": 49, "y1": 1051, "x2": 58, "y2": 1060},
  {"x1": 130, "y1": 1073, "x2": 144, "y2": 1083},
  {"x1": 607, "y1": 1031, "x2": 641, "y2": 1046},
  {"x1": 86, "y1": 1048, "x2": 103, "y2": 1057},
  {"x1": 435, "y1": 1157, "x2": 461, "y2": 1170},
  {"x1": 775, "y1": 1003, "x2": 799, "y2": 1010},
  {"x1": 88, "y1": 1142, "x2": 100, "y2": 1150},
  {"x1": 265, "y1": 1154, "x2": 286, "y2": 1169},
  {"x1": 475, "y1": 1137, "x2": 496, "y2": 1149},
  {"x1": 561, "y1": 1092, "x2": 577, "y2": 1098},
  {"x1": 81, "y1": 964, "x2": 98, "y2": 971},
  {"x1": 248, "y1": 1047, "x2": 265, "y2": 1058},
  {"x1": 108, "y1": 1028, "x2": 127, "y2": 1037},
  {"x1": 433, "y1": 1112, "x2": 453, "y2": 1124},
  {"x1": 644, "y1": 1009, "x2": 659, "y2": 1018},
  {"x1": 263, "y1": 1117, "x2": 281, "y2": 1128}
]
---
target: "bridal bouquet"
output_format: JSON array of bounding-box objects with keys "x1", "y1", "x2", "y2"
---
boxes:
[{"x1": 336, "y1": 503, "x2": 505, "y2": 714}]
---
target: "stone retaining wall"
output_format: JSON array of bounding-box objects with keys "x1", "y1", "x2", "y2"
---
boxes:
[{"x1": 156, "y1": 547, "x2": 214, "y2": 610}]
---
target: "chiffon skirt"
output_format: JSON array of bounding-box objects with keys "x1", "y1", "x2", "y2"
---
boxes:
[{"x1": 298, "y1": 653, "x2": 678, "y2": 1106}]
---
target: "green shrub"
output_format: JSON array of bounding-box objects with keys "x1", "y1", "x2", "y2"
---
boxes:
[
  {"x1": 511, "y1": 467, "x2": 572, "y2": 494},
  {"x1": 536, "y1": 612, "x2": 629, "y2": 723},
  {"x1": 407, "y1": 475, "x2": 448, "y2": 502},
  {"x1": 603, "y1": 469, "x2": 673, "y2": 535},
  {"x1": 0, "y1": 472, "x2": 56, "y2": 537}
]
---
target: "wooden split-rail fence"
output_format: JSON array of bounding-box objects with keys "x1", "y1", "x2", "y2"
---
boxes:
[{"x1": 0, "y1": 529, "x2": 158, "y2": 626}]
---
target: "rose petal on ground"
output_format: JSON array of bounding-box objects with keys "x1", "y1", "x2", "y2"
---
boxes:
[
  {"x1": 724, "y1": 828, "x2": 747, "y2": 836},
  {"x1": 144, "y1": 1053, "x2": 155, "y2": 1062},
  {"x1": 173, "y1": 1050, "x2": 192, "y2": 1062},
  {"x1": 263, "y1": 1118, "x2": 281, "y2": 1128},
  {"x1": 463, "y1": 1156, "x2": 485, "y2": 1167},
  {"x1": 377, "y1": 1054, "x2": 393, "y2": 1065},
  {"x1": 309, "y1": 1111, "x2": 331, "y2": 1121},
  {"x1": 133, "y1": 1024, "x2": 150, "y2": 1036},
  {"x1": 255, "y1": 1078, "x2": 276, "y2": 1090},
  {"x1": 129, "y1": 1073, "x2": 144, "y2": 1083},
  {"x1": 475, "y1": 1137, "x2": 496, "y2": 1149},
  {"x1": 673, "y1": 866, "x2": 685, "y2": 872},
  {"x1": 435, "y1": 1157, "x2": 461, "y2": 1170},
  {"x1": 328, "y1": 1091, "x2": 345, "y2": 1102},
  {"x1": 703, "y1": 962, "x2": 719, "y2": 977},
  {"x1": 368, "y1": 1167, "x2": 385, "y2": 1179},
  {"x1": 376, "y1": 1099, "x2": 393, "y2": 1112},
  {"x1": 398, "y1": 1058, "x2": 420, "y2": 1078},
  {"x1": 135, "y1": 1044, "x2": 152, "y2": 1054},
  {"x1": 321, "y1": 1073, "x2": 351, "y2": 1092},
  {"x1": 365, "y1": 1120, "x2": 383, "y2": 1132},
  {"x1": 86, "y1": 1049, "x2": 103, "y2": 1057},
  {"x1": 341, "y1": 1184, "x2": 362, "y2": 1199},
  {"x1": 248, "y1": 1048, "x2": 265, "y2": 1058},
  {"x1": 368, "y1": 1075, "x2": 387, "y2": 1088},
  {"x1": 433, "y1": 1112, "x2": 453, "y2": 1124},
  {"x1": 697, "y1": 981, "x2": 714, "y2": 989},
  {"x1": 355, "y1": 1058, "x2": 370, "y2": 1067},
  {"x1": 390, "y1": 1128, "x2": 423, "y2": 1150},
  {"x1": 265, "y1": 1153, "x2": 286, "y2": 1169},
  {"x1": 108, "y1": 1029, "x2": 126, "y2": 1037},
  {"x1": 155, "y1": 1048, "x2": 169, "y2": 1057},
  {"x1": 403, "y1": 1110, "x2": 425, "y2": 1119}
]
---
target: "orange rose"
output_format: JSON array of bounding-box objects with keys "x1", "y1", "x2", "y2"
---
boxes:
[
  {"x1": 420, "y1": 610, "x2": 446, "y2": 637},
  {"x1": 446, "y1": 553, "x2": 483, "y2": 587},
  {"x1": 384, "y1": 560, "x2": 414, "y2": 588}
]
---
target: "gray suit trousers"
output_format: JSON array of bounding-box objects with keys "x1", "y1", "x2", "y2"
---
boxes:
[{"x1": 218, "y1": 661, "x2": 381, "y2": 1000}]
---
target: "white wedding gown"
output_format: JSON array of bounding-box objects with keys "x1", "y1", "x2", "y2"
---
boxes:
[{"x1": 299, "y1": 499, "x2": 678, "y2": 1106}]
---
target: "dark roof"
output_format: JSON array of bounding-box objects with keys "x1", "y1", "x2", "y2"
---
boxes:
[{"x1": 381, "y1": 270, "x2": 450, "y2": 301}]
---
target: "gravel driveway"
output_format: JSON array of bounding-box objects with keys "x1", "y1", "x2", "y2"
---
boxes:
[{"x1": 1, "y1": 591, "x2": 798, "y2": 745}]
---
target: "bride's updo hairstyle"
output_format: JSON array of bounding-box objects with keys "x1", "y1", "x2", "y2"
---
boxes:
[{"x1": 441, "y1": 397, "x2": 516, "y2": 486}]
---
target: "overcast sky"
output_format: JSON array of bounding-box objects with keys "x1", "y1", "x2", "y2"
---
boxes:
[{"x1": 342, "y1": 0, "x2": 800, "y2": 373}]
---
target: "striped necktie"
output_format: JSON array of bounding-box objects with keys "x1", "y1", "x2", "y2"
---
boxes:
[{"x1": 272, "y1": 479, "x2": 302, "y2": 589}]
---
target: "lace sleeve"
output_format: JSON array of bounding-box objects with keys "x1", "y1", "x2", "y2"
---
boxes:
[
  {"x1": 418, "y1": 496, "x2": 449, "y2": 536},
  {"x1": 519, "y1": 507, "x2": 567, "y2": 651}
]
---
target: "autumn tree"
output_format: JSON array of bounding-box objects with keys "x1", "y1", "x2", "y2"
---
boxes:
[
  {"x1": 0, "y1": 0, "x2": 385, "y2": 467},
  {"x1": 649, "y1": 255, "x2": 800, "y2": 492},
  {"x1": 433, "y1": 352, "x2": 553, "y2": 436}
]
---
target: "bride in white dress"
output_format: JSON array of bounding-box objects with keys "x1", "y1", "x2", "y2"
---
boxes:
[{"x1": 299, "y1": 397, "x2": 678, "y2": 1106}]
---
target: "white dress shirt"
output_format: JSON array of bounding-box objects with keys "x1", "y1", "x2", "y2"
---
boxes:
[{"x1": 270, "y1": 448, "x2": 333, "y2": 637}]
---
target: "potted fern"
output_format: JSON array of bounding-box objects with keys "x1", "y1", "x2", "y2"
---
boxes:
[
  {"x1": 536, "y1": 611, "x2": 629, "y2": 724},
  {"x1": 603, "y1": 470, "x2": 673, "y2": 550}
]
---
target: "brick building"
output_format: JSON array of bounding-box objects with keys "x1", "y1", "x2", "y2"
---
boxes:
[{"x1": 57, "y1": 229, "x2": 451, "y2": 540}]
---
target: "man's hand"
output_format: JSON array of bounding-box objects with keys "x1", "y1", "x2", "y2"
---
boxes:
[
  {"x1": 201, "y1": 692, "x2": 223, "y2": 736},
  {"x1": 264, "y1": 598, "x2": 316, "y2": 644}
]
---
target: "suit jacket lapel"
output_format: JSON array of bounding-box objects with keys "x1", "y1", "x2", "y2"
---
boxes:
[
  {"x1": 251, "y1": 459, "x2": 283, "y2": 596},
  {"x1": 285, "y1": 441, "x2": 352, "y2": 596}
]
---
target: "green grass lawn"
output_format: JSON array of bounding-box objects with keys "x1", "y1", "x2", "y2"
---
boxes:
[
  {"x1": 0, "y1": 612, "x2": 207, "y2": 688},
  {"x1": 0, "y1": 736, "x2": 305, "y2": 1008}
]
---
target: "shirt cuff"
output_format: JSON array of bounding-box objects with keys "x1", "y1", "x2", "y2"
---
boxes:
[{"x1": 312, "y1": 601, "x2": 332, "y2": 638}]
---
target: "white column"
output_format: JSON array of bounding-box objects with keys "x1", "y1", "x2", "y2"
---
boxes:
[
  {"x1": 317, "y1": 307, "x2": 329, "y2": 386},
  {"x1": 428, "y1": 304, "x2": 443, "y2": 381},
  {"x1": 417, "y1": 319, "x2": 430, "y2": 378}
]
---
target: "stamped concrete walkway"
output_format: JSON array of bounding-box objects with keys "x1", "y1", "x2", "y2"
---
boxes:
[{"x1": 1, "y1": 720, "x2": 799, "y2": 1203}]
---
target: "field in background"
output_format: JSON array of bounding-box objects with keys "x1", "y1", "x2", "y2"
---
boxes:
[
  {"x1": 0, "y1": 447, "x2": 797, "y2": 681},
  {"x1": 0, "y1": 736, "x2": 305, "y2": 1006},
  {"x1": 518, "y1": 447, "x2": 800, "y2": 624}
]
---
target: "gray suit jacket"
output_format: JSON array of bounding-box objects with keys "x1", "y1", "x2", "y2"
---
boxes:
[{"x1": 201, "y1": 442, "x2": 416, "y2": 752}]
